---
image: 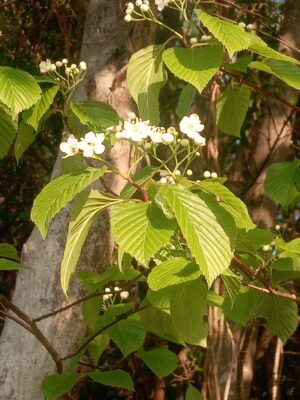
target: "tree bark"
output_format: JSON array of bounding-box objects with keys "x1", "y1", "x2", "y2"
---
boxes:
[{"x1": 0, "y1": 2, "x2": 154, "y2": 399}]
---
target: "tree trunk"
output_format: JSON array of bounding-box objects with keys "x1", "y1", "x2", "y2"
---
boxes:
[{"x1": 0, "y1": 2, "x2": 154, "y2": 399}]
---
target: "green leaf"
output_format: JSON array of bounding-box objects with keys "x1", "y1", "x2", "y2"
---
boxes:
[
  {"x1": 196, "y1": 10, "x2": 251, "y2": 57},
  {"x1": 139, "y1": 347, "x2": 177, "y2": 378},
  {"x1": 272, "y1": 270, "x2": 300, "y2": 284},
  {"x1": 70, "y1": 100, "x2": 119, "y2": 130},
  {"x1": 249, "y1": 35, "x2": 300, "y2": 65},
  {"x1": 176, "y1": 84, "x2": 197, "y2": 118},
  {"x1": 41, "y1": 372, "x2": 79, "y2": 400},
  {"x1": 160, "y1": 185, "x2": 233, "y2": 286},
  {"x1": 60, "y1": 153, "x2": 86, "y2": 175},
  {"x1": 14, "y1": 120, "x2": 36, "y2": 162},
  {"x1": 196, "y1": 180, "x2": 255, "y2": 230},
  {"x1": 146, "y1": 286, "x2": 177, "y2": 312},
  {"x1": 223, "y1": 287, "x2": 258, "y2": 326},
  {"x1": 264, "y1": 160, "x2": 300, "y2": 209},
  {"x1": 111, "y1": 202, "x2": 176, "y2": 266},
  {"x1": 0, "y1": 243, "x2": 19, "y2": 261},
  {"x1": 249, "y1": 60, "x2": 300, "y2": 90},
  {"x1": 120, "y1": 166, "x2": 157, "y2": 200},
  {"x1": 0, "y1": 66, "x2": 41, "y2": 117},
  {"x1": 0, "y1": 105, "x2": 18, "y2": 159},
  {"x1": 224, "y1": 54, "x2": 252, "y2": 73},
  {"x1": 0, "y1": 259, "x2": 30, "y2": 271},
  {"x1": 186, "y1": 385, "x2": 204, "y2": 400},
  {"x1": 170, "y1": 279, "x2": 208, "y2": 345},
  {"x1": 88, "y1": 369, "x2": 134, "y2": 391},
  {"x1": 257, "y1": 293, "x2": 298, "y2": 343},
  {"x1": 78, "y1": 264, "x2": 141, "y2": 291},
  {"x1": 148, "y1": 258, "x2": 200, "y2": 291},
  {"x1": 127, "y1": 45, "x2": 167, "y2": 124},
  {"x1": 216, "y1": 84, "x2": 251, "y2": 137},
  {"x1": 244, "y1": 227, "x2": 275, "y2": 250},
  {"x1": 162, "y1": 45, "x2": 223, "y2": 93},
  {"x1": 107, "y1": 319, "x2": 146, "y2": 357},
  {"x1": 221, "y1": 269, "x2": 241, "y2": 306},
  {"x1": 82, "y1": 295, "x2": 102, "y2": 330},
  {"x1": 103, "y1": 303, "x2": 133, "y2": 326},
  {"x1": 26, "y1": 85, "x2": 58, "y2": 130},
  {"x1": 61, "y1": 189, "x2": 123, "y2": 295},
  {"x1": 31, "y1": 167, "x2": 107, "y2": 239},
  {"x1": 139, "y1": 305, "x2": 182, "y2": 344}
]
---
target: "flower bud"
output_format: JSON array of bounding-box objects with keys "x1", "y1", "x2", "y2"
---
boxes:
[
  {"x1": 79, "y1": 61, "x2": 87, "y2": 71},
  {"x1": 186, "y1": 169, "x2": 193, "y2": 176},
  {"x1": 62, "y1": 58, "x2": 68, "y2": 64},
  {"x1": 140, "y1": 3, "x2": 149, "y2": 12},
  {"x1": 181, "y1": 139, "x2": 189, "y2": 147},
  {"x1": 203, "y1": 171, "x2": 211, "y2": 178},
  {"x1": 120, "y1": 291, "x2": 129, "y2": 299},
  {"x1": 190, "y1": 37, "x2": 198, "y2": 45},
  {"x1": 211, "y1": 172, "x2": 218, "y2": 178}
]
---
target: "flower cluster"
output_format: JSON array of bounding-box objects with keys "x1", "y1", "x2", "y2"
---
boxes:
[
  {"x1": 203, "y1": 171, "x2": 218, "y2": 179},
  {"x1": 103, "y1": 286, "x2": 130, "y2": 302},
  {"x1": 124, "y1": 0, "x2": 173, "y2": 22},
  {"x1": 39, "y1": 58, "x2": 87, "y2": 76},
  {"x1": 115, "y1": 112, "x2": 205, "y2": 148},
  {"x1": 238, "y1": 22, "x2": 254, "y2": 31},
  {"x1": 60, "y1": 131, "x2": 105, "y2": 158}
]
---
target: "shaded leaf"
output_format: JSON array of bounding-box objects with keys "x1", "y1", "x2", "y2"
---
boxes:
[
  {"x1": 41, "y1": 372, "x2": 79, "y2": 400},
  {"x1": 216, "y1": 84, "x2": 251, "y2": 137},
  {"x1": 26, "y1": 85, "x2": 58, "y2": 130},
  {"x1": 70, "y1": 100, "x2": 119, "y2": 130},
  {"x1": 176, "y1": 84, "x2": 197, "y2": 118},
  {"x1": 88, "y1": 370, "x2": 134, "y2": 391},
  {"x1": 0, "y1": 259, "x2": 30, "y2": 271},
  {"x1": 0, "y1": 243, "x2": 19, "y2": 261},
  {"x1": 139, "y1": 347, "x2": 177, "y2": 378},
  {"x1": 264, "y1": 160, "x2": 300, "y2": 209},
  {"x1": 0, "y1": 105, "x2": 17, "y2": 159}
]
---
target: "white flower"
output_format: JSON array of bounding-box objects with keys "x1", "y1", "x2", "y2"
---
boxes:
[
  {"x1": 78, "y1": 141, "x2": 94, "y2": 157},
  {"x1": 79, "y1": 61, "x2": 87, "y2": 71},
  {"x1": 78, "y1": 131, "x2": 105, "y2": 157},
  {"x1": 127, "y1": 2, "x2": 134, "y2": 9},
  {"x1": 124, "y1": 14, "x2": 132, "y2": 22},
  {"x1": 136, "y1": 0, "x2": 143, "y2": 6},
  {"x1": 60, "y1": 135, "x2": 79, "y2": 157},
  {"x1": 120, "y1": 291, "x2": 130, "y2": 299},
  {"x1": 50, "y1": 64, "x2": 56, "y2": 71},
  {"x1": 118, "y1": 118, "x2": 151, "y2": 142},
  {"x1": 179, "y1": 114, "x2": 204, "y2": 139},
  {"x1": 105, "y1": 287, "x2": 111, "y2": 293},
  {"x1": 203, "y1": 170, "x2": 211, "y2": 178},
  {"x1": 149, "y1": 128, "x2": 163, "y2": 143},
  {"x1": 162, "y1": 132, "x2": 174, "y2": 145},
  {"x1": 55, "y1": 61, "x2": 63, "y2": 67},
  {"x1": 62, "y1": 58, "x2": 68, "y2": 64},
  {"x1": 211, "y1": 172, "x2": 218, "y2": 178},
  {"x1": 194, "y1": 134, "x2": 206, "y2": 146}
]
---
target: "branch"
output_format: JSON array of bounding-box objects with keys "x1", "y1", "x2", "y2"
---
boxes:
[
  {"x1": 0, "y1": 310, "x2": 34, "y2": 335},
  {"x1": 60, "y1": 304, "x2": 149, "y2": 362},
  {"x1": 232, "y1": 257, "x2": 300, "y2": 303}
]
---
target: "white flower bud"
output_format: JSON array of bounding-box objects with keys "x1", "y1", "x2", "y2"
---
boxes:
[
  {"x1": 186, "y1": 169, "x2": 193, "y2": 176},
  {"x1": 50, "y1": 64, "x2": 56, "y2": 71},
  {"x1": 62, "y1": 58, "x2": 68, "y2": 64},
  {"x1": 104, "y1": 287, "x2": 111, "y2": 293},
  {"x1": 55, "y1": 61, "x2": 63, "y2": 67},
  {"x1": 65, "y1": 67, "x2": 71, "y2": 75},
  {"x1": 159, "y1": 170, "x2": 168, "y2": 177},
  {"x1": 175, "y1": 170, "x2": 181, "y2": 176},
  {"x1": 247, "y1": 24, "x2": 254, "y2": 30},
  {"x1": 140, "y1": 3, "x2": 149, "y2": 12},
  {"x1": 120, "y1": 291, "x2": 130, "y2": 299},
  {"x1": 238, "y1": 22, "x2": 246, "y2": 28},
  {"x1": 211, "y1": 172, "x2": 218, "y2": 178},
  {"x1": 262, "y1": 244, "x2": 271, "y2": 252},
  {"x1": 181, "y1": 139, "x2": 189, "y2": 147},
  {"x1": 127, "y1": 2, "x2": 134, "y2": 8},
  {"x1": 160, "y1": 177, "x2": 168, "y2": 184},
  {"x1": 203, "y1": 171, "x2": 211, "y2": 178},
  {"x1": 168, "y1": 176, "x2": 175, "y2": 184},
  {"x1": 275, "y1": 224, "x2": 281, "y2": 231},
  {"x1": 136, "y1": 0, "x2": 143, "y2": 6},
  {"x1": 114, "y1": 286, "x2": 121, "y2": 292},
  {"x1": 103, "y1": 294, "x2": 110, "y2": 301},
  {"x1": 190, "y1": 37, "x2": 198, "y2": 45},
  {"x1": 162, "y1": 132, "x2": 174, "y2": 145},
  {"x1": 194, "y1": 135, "x2": 206, "y2": 146},
  {"x1": 70, "y1": 63, "x2": 77, "y2": 70},
  {"x1": 79, "y1": 61, "x2": 87, "y2": 71}
]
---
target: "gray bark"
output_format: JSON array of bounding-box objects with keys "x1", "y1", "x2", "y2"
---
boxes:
[{"x1": 0, "y1": 1, "x2": 153, "y2": 399}]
